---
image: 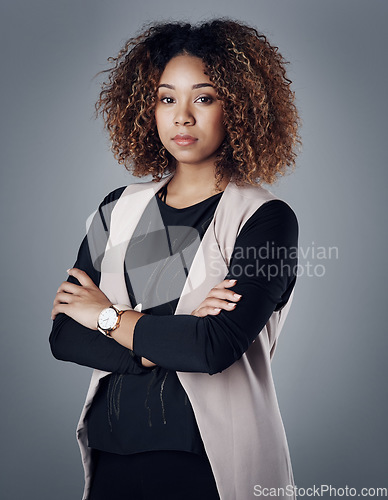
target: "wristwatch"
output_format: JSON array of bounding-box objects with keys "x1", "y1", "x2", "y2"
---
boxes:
[{"x1": 97, "y1": 304, "x2": 131, "y2": 338}]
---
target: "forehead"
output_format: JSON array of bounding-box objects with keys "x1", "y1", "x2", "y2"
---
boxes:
[{"x1": 158, "y1": 55, "x2": 211, "y2": 86}]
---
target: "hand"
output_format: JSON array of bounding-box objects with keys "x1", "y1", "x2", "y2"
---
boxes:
[
  {"x1": 51, "y1": 268, "x2": 112, "y2": 330},
  {"x1": 191, "y1": 279, "x2": 242, "y2": 317}
]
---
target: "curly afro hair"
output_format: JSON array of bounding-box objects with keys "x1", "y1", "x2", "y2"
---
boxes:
[{"x1": 95, "y1": 18, "x2": 301, "y2": 187}]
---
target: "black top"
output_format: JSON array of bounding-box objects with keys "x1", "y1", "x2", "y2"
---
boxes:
[{"x1": 49, "y1": 181, "x2": 298, "y2": 456}]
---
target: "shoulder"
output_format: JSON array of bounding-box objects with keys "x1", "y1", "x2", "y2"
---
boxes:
[
  {"x1": 228, "y1": 180, "x2": 277, "y2": 205},
  {"x1": 99, "y1": 185, "x2": 127, "y2": 209},
  {"x1": 100, "y1": 176, "x2": 172, "y2": 207},
  {"x1": 228, "y1": 181, "x2": 298, "y2": 235},
  {"x1": 93, "y1": 177, "x2": 167, "y2": 228},
  {"x1": 238, "y1": 199, "x2": 299, "y2": 246},
  {"x1": 254, "y1": 199, "x2": 298, "y2": 230},
  {"x1": 98, "y1": 177, "x2": 157, "y2": 213}
]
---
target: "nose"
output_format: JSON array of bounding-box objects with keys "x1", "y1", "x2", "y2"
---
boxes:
[{"x1": 174, "y1": 102, "x2": 195, "y2": 126}]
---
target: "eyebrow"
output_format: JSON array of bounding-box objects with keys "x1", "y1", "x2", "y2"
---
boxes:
[{"x1": 157, "y1": 83, "x2": 215, "y2": 90}]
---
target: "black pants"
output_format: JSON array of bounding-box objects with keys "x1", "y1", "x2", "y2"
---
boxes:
[{"x1": 88, "y1": 449, "x2": 220, "y2": 500}]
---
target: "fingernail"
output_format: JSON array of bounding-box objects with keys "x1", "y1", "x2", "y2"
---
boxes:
[
  {"x1": 229, "y1": 279, "x2": 237, "y2": 283},
  {"x1": 214, "y1": 308, "x2": 221, "y2": 312},
  {"x1": 233, "y1": 293, "x2": 242, "y2": 299},
  {"x1": 66, "y1": 268, "x2": 71, "y2": 273},
  {"x1": 227, "y1": 302, "x2": 237, "y2": 308}
]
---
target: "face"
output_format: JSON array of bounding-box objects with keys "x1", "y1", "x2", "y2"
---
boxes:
[{"x1": 154, "y1": 54, "x2": 226, "y2": 170}]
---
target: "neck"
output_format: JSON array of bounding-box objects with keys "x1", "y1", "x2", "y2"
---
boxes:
[{"x1": 168, "y1": 164, "x2": 230, "y2": 197}]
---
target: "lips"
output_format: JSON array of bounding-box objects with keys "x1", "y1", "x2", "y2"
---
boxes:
[{"x1": 172, "y1": 134, "x2": 198, "y2": 145}]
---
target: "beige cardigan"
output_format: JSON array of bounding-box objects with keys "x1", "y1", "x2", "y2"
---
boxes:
[{"x1": 76, "y1": 174, "x2": 296, "y2": 500}]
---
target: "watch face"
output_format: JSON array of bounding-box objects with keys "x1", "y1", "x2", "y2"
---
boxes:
[{"x1": 99, "y1": 307, "x2": 118, "y2": 330}]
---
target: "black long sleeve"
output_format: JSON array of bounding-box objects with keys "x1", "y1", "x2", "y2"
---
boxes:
[{"x1": 132, "y1": 200, "x2": 298, "y2": 375}]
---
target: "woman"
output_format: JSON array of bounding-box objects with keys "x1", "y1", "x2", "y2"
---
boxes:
[{"x1": 50, "y1": 19, "x2": 300, "y2": 500}]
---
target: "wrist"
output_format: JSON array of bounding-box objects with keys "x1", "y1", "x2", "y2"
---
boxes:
[{"x1": 110, "y1": 309, "x2": 145, "y2": 350}]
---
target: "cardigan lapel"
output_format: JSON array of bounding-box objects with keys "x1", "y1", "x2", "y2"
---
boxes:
[{"x1": 99, "y1": 174, "x2": 174, "y2": 305}]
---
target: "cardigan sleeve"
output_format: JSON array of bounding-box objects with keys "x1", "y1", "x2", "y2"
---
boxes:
[
  {"x1": 49, "y1": 188, "x2": 151, "y2": 375},
  {"x1": 132, "y1": 200, "x2": 298, "y2": 375}
]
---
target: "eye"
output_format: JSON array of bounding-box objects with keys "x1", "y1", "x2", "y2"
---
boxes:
[
  {"x1": 195, "y1": 96, "x2": 214, "y2": 104},
  {"x1": 160, "y1": 96, "x2": 175, "y2": 104}
]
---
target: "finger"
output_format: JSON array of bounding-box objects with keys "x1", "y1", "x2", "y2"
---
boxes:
[
  {"x1": 207, "y1": 287, "x2": 242, "y2": 302},
  {"x1": 53, "y1": 291, "x2": 75, "y2": 307},
  {"x1": 196, "y1": 306, "x2": 226, "y2": 317},
  {"x1": 214, "y1": 279, "x2": 237, "y2": 289},
  {"x1": 51, "y1": 303, "x2": 68, "y2": 320},
  {"x1": 201, "y1": 297, "x2": 238, "y2": 310},
  {"x1": 57, "y1": 281, "x2": 82, "y2": 295},
  {"x1": 192, "y1": 300, "x2": 238, "y2": 317},
  {"x1": 191, "y1": 307, "x2": 215, "y2": 318},
  {"x1": 67, "y1": 268, "x2": 96, "y2": 288}
]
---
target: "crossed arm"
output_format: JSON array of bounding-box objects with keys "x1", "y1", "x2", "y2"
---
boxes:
[
  {"x1": 49, "y1": 199, "x2": 298, "y2": 375},
  {"x1": 50, "y1": 267, "x2": 239, "y2": 371}
]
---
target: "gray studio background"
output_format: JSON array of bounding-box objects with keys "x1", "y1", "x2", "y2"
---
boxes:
[{"x1": 1, "y1": 0, "x2": 387, "y2": 498}]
